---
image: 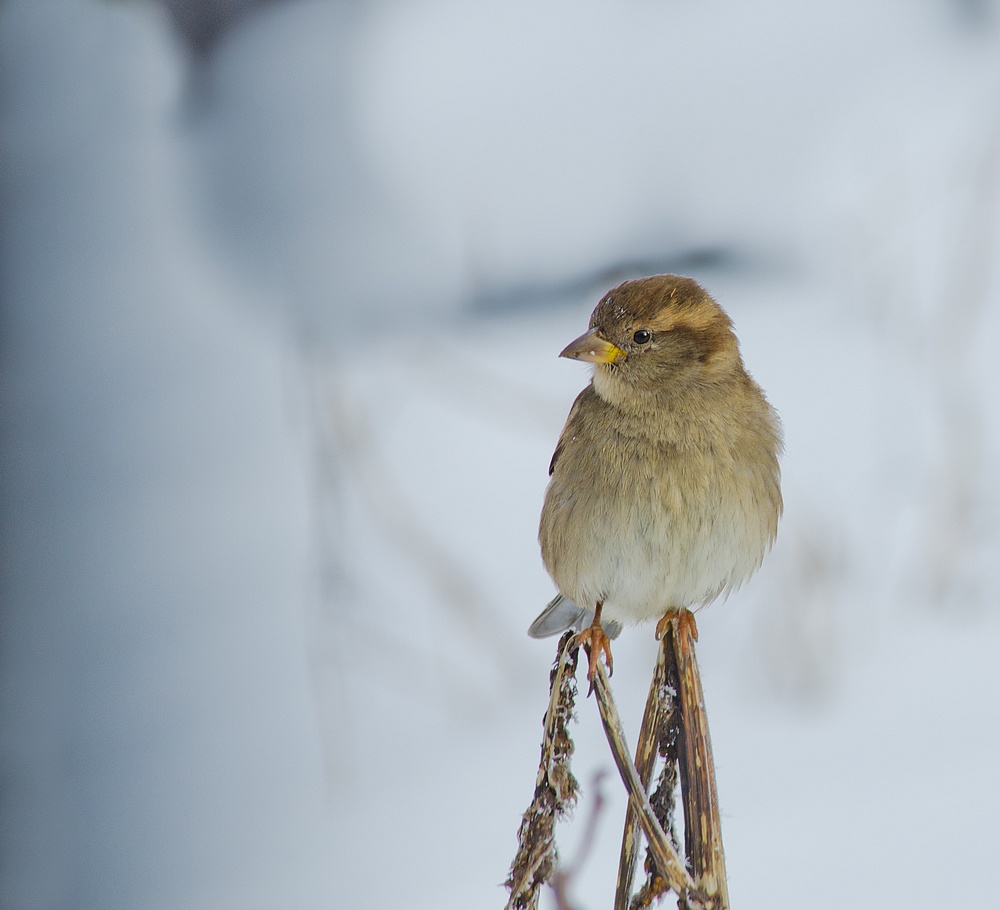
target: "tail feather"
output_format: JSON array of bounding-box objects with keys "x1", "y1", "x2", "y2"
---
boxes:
[{"x1": 527, "y1": 594, "x2": 622, "y2": 639}]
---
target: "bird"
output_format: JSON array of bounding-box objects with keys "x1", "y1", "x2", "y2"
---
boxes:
[{"x1": 530, "y1": 274, "x2": 783, "y2": 680}]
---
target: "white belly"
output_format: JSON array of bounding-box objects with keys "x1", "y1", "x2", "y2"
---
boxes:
[
  {"x1": 558, "y1": 495, "x2": 762, "y2": 625},
  {"x1": 539, "y1": 381, "x2": 781, "y2": 630},
  {"x1": 540, "y1": 451, "x2": 773, "y2": 627}
]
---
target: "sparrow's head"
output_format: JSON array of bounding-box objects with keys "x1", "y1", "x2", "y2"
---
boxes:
[{"x1": 560, "y1": 274, "x2": 741, "y2": 396}]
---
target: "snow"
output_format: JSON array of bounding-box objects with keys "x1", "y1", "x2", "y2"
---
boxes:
[{"x1": 1, "y1": 1, "x2": 998, "y2": 909}]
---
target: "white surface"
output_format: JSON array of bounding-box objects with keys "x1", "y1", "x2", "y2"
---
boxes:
[{"x1": 1, "y1": 1, "x2": 998, "y2": 908}]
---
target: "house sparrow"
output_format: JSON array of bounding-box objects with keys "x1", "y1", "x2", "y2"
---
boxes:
[{"x1": 530, "y1": 275, "x2": 783, "y2": 679}]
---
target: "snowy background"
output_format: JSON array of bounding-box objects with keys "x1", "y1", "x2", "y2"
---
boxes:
[{"x1": 2, "y1": 1, "x2": 999, "y2": 908}]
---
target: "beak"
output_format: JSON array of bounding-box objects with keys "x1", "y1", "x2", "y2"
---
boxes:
[{"x1": 559, "y1": 328, "x2": 626, "y2": 364}]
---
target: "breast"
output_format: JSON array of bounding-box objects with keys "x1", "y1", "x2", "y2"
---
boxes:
[{"x1": 539, "y1": 390, "x2": 780, "y2": 626}]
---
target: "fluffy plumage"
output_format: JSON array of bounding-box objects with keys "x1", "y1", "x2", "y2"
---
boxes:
[{"x1": 531, "y1": 274, "x2": 783, "y2": 656}]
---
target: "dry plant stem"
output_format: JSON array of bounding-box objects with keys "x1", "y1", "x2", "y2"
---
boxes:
[
  {"x1": 505, "y1": 633, "x2": 580, "y2": 910},
  {"x1": 631, "y1": 757, "x2": 681, "y2": 910},
  {"x1": 630, "y1": 629, "x2": 683, "y2": 910},
  {"x1": 591, "y1": 660, "x2": 696, "y2": 899},
  {"x1": 673, "y1": 611, "x2": 731, "y2": 910},
  {"x1": 614, "y1": 637, "x2": 671, "y2": 910}
]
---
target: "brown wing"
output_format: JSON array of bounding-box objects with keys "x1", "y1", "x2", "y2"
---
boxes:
[
  {"x1": 548, "y1": 385, "x2": 596, "y2": 476},
  {"x1": 548, "y1": 442, "x2": 563, "y2": 476}
]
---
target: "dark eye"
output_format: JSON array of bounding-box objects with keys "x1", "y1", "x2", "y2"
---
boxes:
[{"x1": 633, "y1": 329, "x2": 651, "y2": 344}]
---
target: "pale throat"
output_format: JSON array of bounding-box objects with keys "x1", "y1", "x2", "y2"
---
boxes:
[
  {"x1": 591, "y1": 364, "x2": 635, "y2": 409},
  {"x1": 591, "y1": 363, "x2": 674, "y2": 415}
]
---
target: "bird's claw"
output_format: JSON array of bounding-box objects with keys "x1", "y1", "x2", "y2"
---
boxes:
[
  {"x1": 655, "y1": 609, "x2": 699, "y2": 642},
  {"x1": 572, "y1": 623, "x2": 613, "y2": 692}
]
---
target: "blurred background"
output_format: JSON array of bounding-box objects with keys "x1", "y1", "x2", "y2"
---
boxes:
[{"x1": 2, "y1": 1, "x2": 999, "y2": 908}]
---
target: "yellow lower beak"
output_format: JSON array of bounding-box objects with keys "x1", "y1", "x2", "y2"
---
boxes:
[{"x1": 559, "y1": 329, "x2": 626, "y2": 364}]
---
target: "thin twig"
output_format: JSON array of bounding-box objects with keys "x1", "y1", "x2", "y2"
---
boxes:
[
  {"x1": 591, "y1": 659, "x2": 697, "y2": 900},
  {"x1": 631, "y1": 629, "x2": 683, "y2": 910},
  {"x1": 614, "y1": 637, "x2": 670, "y2": 909}
]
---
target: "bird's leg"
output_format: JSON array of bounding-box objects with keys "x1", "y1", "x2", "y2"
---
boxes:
[
  {"x1": 572, "y1": 601, "x2": 613, "y2": 684},
  {"x1": 655, "y1": 609, "x2": 698, "y2": 642}
]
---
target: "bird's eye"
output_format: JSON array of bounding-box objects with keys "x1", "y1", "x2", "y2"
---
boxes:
[{"x1": 633, "y1": 329, "x2": 652, "y2": 345}]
